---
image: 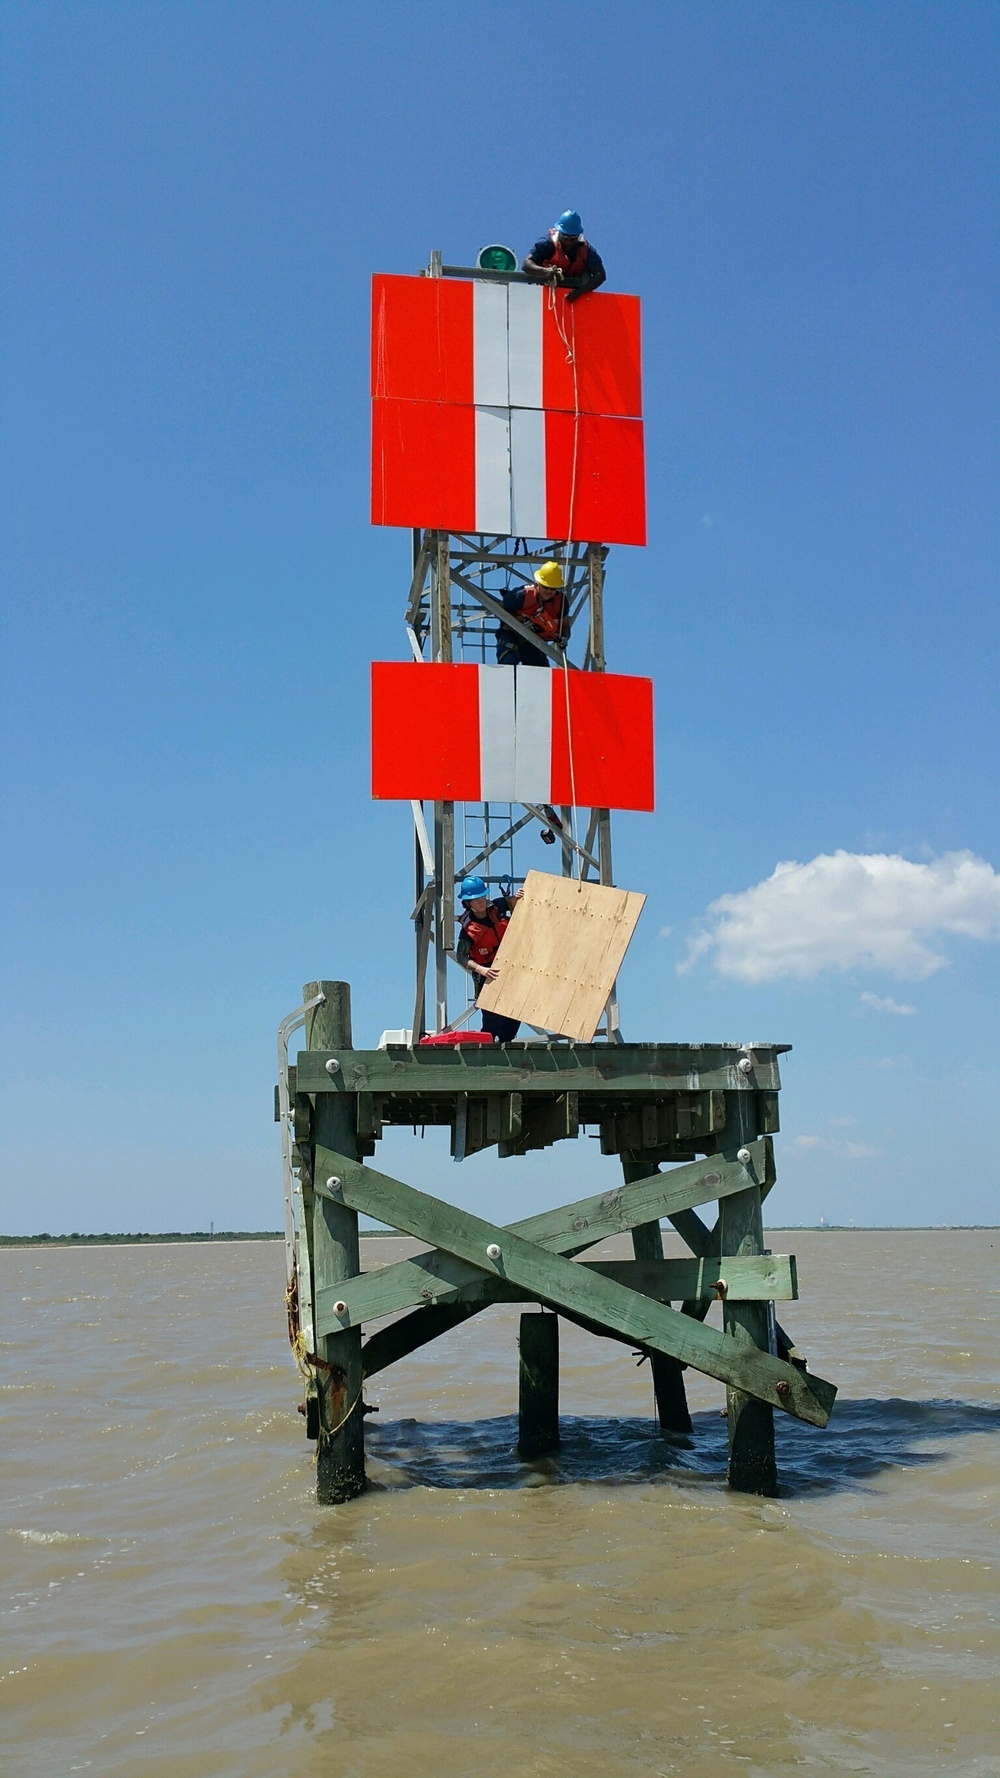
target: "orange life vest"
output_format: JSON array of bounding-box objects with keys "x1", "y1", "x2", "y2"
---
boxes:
[
  {"x1": 548, "y1": 228, "x2": 589, "y2": 278},
  {"x1": 520, "y1": 583, "x2": 566, "y2": 644},
  {"x1": 461, "y1": 903, "x2": 509, "y2": 964}
]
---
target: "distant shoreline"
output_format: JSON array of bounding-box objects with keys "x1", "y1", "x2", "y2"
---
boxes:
[{"x1": 1, "y1": 1225, "x2": 996, "y2": 1248}]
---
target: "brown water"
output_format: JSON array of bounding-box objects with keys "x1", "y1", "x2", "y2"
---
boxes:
[{"x1": 2, "y1": 1229, "x2": 998, "y2": 1776}]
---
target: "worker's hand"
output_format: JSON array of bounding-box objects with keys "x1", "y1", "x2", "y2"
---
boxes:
[
  {"x1": 548, "y1": 268, "x2": 564, "y2": 284},
  {"x1": 510, "y1": 888, "x2": 525, "y2": 903},
  {"x1": 479, "y1": 966, "x2": 500, "y2": 983}
]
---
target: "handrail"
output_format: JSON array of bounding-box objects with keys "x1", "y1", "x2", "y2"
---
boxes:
[{"x1": 277, "y1": 992, "x2": 326, "y2": 1296}]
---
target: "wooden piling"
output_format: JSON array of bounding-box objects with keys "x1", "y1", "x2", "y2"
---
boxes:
[
  {"x1": 623, "y1": 1164, "x2": 693, "y2": 1437},
  {"x1": 304, "y1": 980, "x2": 366, "y2": 1504},
  {"x1": 631, "y1": 1222, "x2": 694, "y2": 1437},
  {"x1": 720, "y1": 1177, "x2": 777, "y2": 1497},
  {"x1": 518, "y1": 1311, "x2": 560, "y2": 1457}
]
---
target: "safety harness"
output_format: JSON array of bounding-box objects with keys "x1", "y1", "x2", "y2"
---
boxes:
[
  {"x1": 520, "y1": 584, "x2": 567, "y2": 644},
  {"x1": 460, "y1": 902, "x2": 510, "y2": 965},
  {"x1": 548, "y1": 228, "x2": 589, "y2": 277}
]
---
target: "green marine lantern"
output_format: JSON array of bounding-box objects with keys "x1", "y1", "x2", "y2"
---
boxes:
[{"x1": 477, "y1": 243, "x2": 518, "y2": 272}]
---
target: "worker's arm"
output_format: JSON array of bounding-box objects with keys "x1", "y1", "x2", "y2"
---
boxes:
[
  {"x1": 522, "y1": 238, "x2": 561, "y2": 281},
  {"x1": 567, "y1": 248, "x2": 607, "y2": 302},
  {"x1": 456, "y1": 928, "x2": 499, "y2": 984},
  {"x1": 523, "y1": 256, "x2": 562, "y2": 282}
]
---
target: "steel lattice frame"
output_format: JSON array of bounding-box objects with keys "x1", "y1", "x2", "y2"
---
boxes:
[{"x1": 406, "y1": 526, "x2": 620, "y2": 1041}]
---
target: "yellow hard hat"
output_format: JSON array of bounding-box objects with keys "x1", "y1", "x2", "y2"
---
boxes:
[{"x1": 533, "y1": 560, "x2": 565, "y2": 590}]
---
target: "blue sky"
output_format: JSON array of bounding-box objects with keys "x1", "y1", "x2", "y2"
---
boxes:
[{"x1": 2, "y1": 1, "x2": 998, "y2": 1234}]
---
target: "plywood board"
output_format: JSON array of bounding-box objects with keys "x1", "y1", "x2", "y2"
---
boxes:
[{"x1": 477, "y1": 870, "x2": 645, "y2": 1042}]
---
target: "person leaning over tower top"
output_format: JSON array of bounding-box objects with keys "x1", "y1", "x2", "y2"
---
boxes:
[
  {"x1": 496, "y1": 560, "x2": 569, "y2": 669},
  {"x1": 522, "y1": 210, "x2": 607, "y2": 302}
]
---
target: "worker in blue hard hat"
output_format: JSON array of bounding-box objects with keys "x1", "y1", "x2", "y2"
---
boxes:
[
  {"x1": 522, "y1": 211, "x2": 606, "y2": 303},
  {"x1": 456, "y1": 875, "x2": 524, "y2": 1044},
  {"x1": 496, "y1": 559, "x2": 569, "y2": 669}
]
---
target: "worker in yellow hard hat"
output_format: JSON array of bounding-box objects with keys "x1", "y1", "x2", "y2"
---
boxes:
[{"x1": 496, "y1": 560, "x2": 569, "y2": 668}]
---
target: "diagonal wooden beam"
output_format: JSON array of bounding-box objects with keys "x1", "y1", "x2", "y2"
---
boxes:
[
  {"x1": 320, "y1": 1150, "x2": 835, "y2": 1426},
  {"x1": 669, "y1": 1198, "x2": 803, "y2": 1363},
  {"x1": 316, "y1": 1252, "x2": 797, "y2": 1341},
  {"x1": 314, "y1": 1143, "x2": 773, "y2": 1333}
]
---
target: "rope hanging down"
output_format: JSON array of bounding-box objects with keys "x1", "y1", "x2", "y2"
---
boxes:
[{"x1": 548, "y1": 284, "x2": 583, "y2": 884}]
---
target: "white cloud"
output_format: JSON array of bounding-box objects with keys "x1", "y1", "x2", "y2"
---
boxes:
[
  {"x1": 860, "y1": 992, "x2": 916, "y2": 1016},
  {"x1": 680, "y1": 850, "x2": 1000, "y2": 983},
  {"x1": 788, "y1": 1135, "x2": 880, "y2": 1160}
]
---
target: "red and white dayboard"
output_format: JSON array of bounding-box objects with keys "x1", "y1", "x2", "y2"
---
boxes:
[
  {"x1": 370, "y1": 274, "x2": 646, "y2": 546},
  {"x1": 371, "y1": 662, "x2": 654, "y2": 812}
]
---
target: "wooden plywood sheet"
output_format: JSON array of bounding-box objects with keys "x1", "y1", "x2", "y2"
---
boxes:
[{"x1": 477, "y1": 870, "x2": 645, "y2": 1043}]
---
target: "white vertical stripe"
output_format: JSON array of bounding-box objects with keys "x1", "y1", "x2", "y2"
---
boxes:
[
  {"x1": 513, "y1": 667, "x2": 552, "y2": 804},
  {"x1": 478, "y1": 666, "x2": 517, "y2": 802},
  {"x1": 507, "y1": 284, "x2": 543, "y2": 407},
  {"x1": 475, "y1": 406, "x2": 512, "y2": 535},
  {"x1": 509, "y1": 407, "x2": 547, "y2": 539},
  {"x1": 473, "y1": 282, "x2": 509, "y2": 405}
]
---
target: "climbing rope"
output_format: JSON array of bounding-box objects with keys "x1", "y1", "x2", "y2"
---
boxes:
[
  {"x1": 548, "y1": 283, "x2": 583, "y2": 883},
  {"x1": 547, "y1": 283, "x2": 582, "y2": 544},
  {"x1": 285, "y1": 1264, "x2": 316, "y2": 1384},
  {"x1": 317, "y1": 1385, "x2": 367, "y2": 1446},
  {"x1": 374, "y1": 284, "x2": 389, "y2": 522},
  {"x1": 560, "y1": 651, "x2": 582, "y2": 884}
]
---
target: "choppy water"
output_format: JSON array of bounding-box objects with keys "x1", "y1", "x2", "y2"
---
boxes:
[{"x1": 2, "y1": 1228, "x2": 998, "y2": 1776}]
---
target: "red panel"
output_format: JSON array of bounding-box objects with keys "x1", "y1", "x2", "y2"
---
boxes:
[
  {"x1": 550, "y1": 672, "x2": 654, "y2": 812},
  {"x1": 371, "y1": 662, "x2": 482, "y2": 801},
  {"x1": 372, "y1": 398, "x2": 477, "y2": 530},
  {"x1": 542, "y1": 291, "x2": 642, "y2": 418},
  {"x1": 371, "y1": 275, "x2": 474, "y2": 404},
  {"x1": 544, "y1": 411, "x2": 646, "y2": 546}
]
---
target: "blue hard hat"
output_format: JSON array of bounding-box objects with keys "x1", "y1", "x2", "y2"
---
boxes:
[
  {"x1": 556, "y1": 210, "x2": 583, "y2": 236},
  {"x1": 459, "y1": 875, "x2": 488, "y2": 901}
]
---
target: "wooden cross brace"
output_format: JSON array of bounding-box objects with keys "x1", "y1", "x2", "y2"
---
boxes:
[{"x1": 313, "y1": 1142, "x2": 836, "y2": 1428}]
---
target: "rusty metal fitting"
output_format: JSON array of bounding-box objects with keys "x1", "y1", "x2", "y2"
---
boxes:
[
  {"x1": 713, "y1": 1278, "x2": 728, "y2": 1300},
  {"x1": 334, "y1": 1300, "x2": 347, "y2": 1316},
  {"x1": 776, "y1": 1379, "x2": 790, "y2": 1399}
]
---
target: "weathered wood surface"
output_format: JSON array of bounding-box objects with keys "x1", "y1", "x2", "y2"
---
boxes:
[
  {"x1": 478, "y1": 870, "x2": 646, "y2": 1042},
  {"x1": 314, "y1": 1252, "x2": 798, "y2": 1338},
  {"x1": 518, "y1": 1312, "x2": 560, "y2": 1457},
  {"x1": 629, "y1": 1190, "x2": 692, "y2": 1436},
  {"x1": 313, "y1": 1142, "x2": 775, "y2": 1331},
  {"x1": 295, "y1": 1042, "x2": 785, "y2": 1097},
  {"x1": 321, "y1": 1150, "x2": 836, "y2": 1426},
  {"x1": 304, "y1": 982, "x2": 366, "y2": 1505},
  {"x1": 720, "y1": 1183, "x2": 778, "y2": 1497}
]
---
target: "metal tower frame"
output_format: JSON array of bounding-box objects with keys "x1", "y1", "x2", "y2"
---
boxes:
[
  {"x1": 400, "y1": 252, "x2": 625, "y2": 1043},
  {"x1": 405, "y1": 526, "x2": 620, "y2": 1041}
]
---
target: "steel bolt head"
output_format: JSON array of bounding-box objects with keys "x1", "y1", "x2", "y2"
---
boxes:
[
  {"x1": 738, "y1": 1056, "x2": 753, "y2": 1073},
  {"x1": 334, "y1": 1300, "x2": 347, "y2": 1316},
  {"x1": 326, "y1": 1176, "x2": 342, "y2": 1193},
  {"x1": 486, "y1": 1243, "x2": 501, "y2": 1261},
  {"x1": 325, "y1": 1058, "x2": 340, "y2": 1075},
  {"x1": 776, "y1": 1380, "x2": 790, "y2": 1399},
  {"x1": 737, "y1": 1146, "x2": 752, "y2": 1165}
]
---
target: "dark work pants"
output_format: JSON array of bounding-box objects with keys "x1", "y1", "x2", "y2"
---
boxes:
[{"x1": 474, "y1": 979, "x2": 520, "y2": 1044}]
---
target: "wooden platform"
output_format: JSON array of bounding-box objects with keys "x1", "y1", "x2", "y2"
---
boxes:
[
  {"x1": 282, "y1": 987, "x2": 833, "y2": 1506},
  {"x1": 291, "y1": 1039, "x2": 786, "y2": 1162}
]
